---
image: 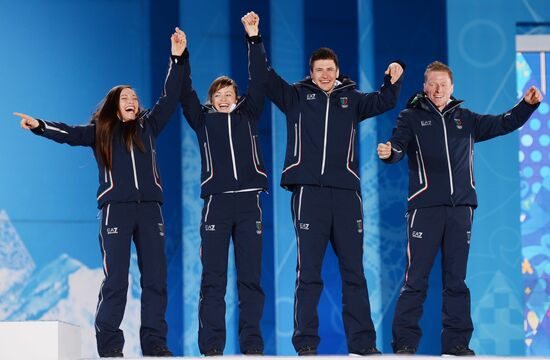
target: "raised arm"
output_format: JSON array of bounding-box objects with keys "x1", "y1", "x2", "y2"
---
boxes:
[
  {"x1": 145, "y1": 27, "x2": 186, "y2": 136},
  {"x1": 357, "y1": 61, "x2": 404, "y2": 121},
  {"x1": 473, "y1": 85, "x2": 542, "y2": 142},
  {"x1": 240, "y1": 11, "x2": 266, "y2": 119},
  {"x1": 178, "y1": 30, "x2": 204, "y2": 131},
  {"x1": 14, "y1": 112, "x2": 95, "y2": 147},
  {"x1": 242, "y1": 13, "x2": 298, "y2": 114}
]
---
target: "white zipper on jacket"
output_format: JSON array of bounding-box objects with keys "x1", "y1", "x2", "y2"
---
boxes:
[
  {"x1": 407, "y1": 135, "x2": 428, "y2": 201},
  {"x1": 427, "y1": 101, "x2": 460, "y2": 195},
  {"x1": 416, "y1": 151, "x2": 423, "y2": 185},
  {"x1": 130, "y1": 145, "x2": 139, "y2": 190},
  {"x1": 201, "y1": 128, "x2": 215, "y2": 186},
  {"x1": 248, "y1": 122, "x2": 267, "y2": 177},
  {"x1": 317, "y1": 83, "x2": 354, "y2": 176},
  {"x1": 346, "y1": 125, "x2": 360, "y2": 180},
  {"x1": 469, "y1": 134, "x2": 475, "y2": 189},
  {"x1": 293, "y1": 123, "x2": 298, "y2": 157},
  {"x1": 252, "y1": 136, "x2": 260, "y2": 165},
  {"x1": 439, "y1": 112, "x2": 453, "y2": 194},
  {"x1": 283, "y1": 114, "x2": 302, "y2": 173},
  {"x1": 204, "y1": 142, "x2": 210, "y2": 172},
  {"x1": 149, "y1": 136, "x2": 162, "y2": 190},
  {"x1": 227, "y1": 113, "x2": 238, "y2": 180},
  {"x1": 320, "y1": 95, "x2": 330, "y2": 175}
]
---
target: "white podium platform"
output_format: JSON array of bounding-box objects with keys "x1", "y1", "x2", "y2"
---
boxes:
[{"x1": 0, "y1": 320, "x2": 80, "y2": 360}]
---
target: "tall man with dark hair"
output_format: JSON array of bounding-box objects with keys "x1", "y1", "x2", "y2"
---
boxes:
[
  {"x1": 249, "y1": 9, "x2": 404, "y2": 354},
  {"x1": 377, "y1": 61, "x2": 542, "y2": 356}
]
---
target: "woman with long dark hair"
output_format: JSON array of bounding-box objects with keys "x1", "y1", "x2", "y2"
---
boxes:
[
  {"x1": 179, "y1": 13, "x2": 268, "y2": 356},
  {"x1": 13, "y1": 28, "x2": 186, "y2": 358}
]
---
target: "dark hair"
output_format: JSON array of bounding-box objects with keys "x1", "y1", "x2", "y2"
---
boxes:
[
  {"x1": 92, "y1": 85, "x2": 145, "y2": 170},
  {"x1": 207, "y1": 76, "x2": 238, "y2": 104},
  {"x1": 424, "y1": 61, "x2": 453, "y2": 83},
  {"x1": 309, "y1": 47, "x2": 339, "y2": 71}
]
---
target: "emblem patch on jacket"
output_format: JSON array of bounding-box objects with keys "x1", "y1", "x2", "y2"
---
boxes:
[
  {"x1": 356, "y1": 219, "x2": 363, "y2": 234},
  {"x1": 256, "y1": 221, "x2": 263, "y2": 235},
  {"x1": 307, "y1": 93, "x2": 316, "y2": 100},
  {"x1": 158, "y1": 223, "x2": 164, "y2": 237},
  {"x1": 340, "y1": 97, "x2": 349, "y2": 108},
  {"x1": 454, "y1": 118, "x2": 463, "y2": 129}
]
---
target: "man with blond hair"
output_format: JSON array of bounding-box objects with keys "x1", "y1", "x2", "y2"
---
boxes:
[{"x1": 378, "y1": 61, "x2": 542, "y2": 356}]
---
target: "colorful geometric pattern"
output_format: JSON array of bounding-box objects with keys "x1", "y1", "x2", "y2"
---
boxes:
[{"x1": 517, "y1": 51, "x2": 550, "y2": 356}]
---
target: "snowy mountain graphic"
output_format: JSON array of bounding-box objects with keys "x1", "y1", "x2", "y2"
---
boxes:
[{"x1": 0, "y1": 209, "x2": 142, "y2": 358}]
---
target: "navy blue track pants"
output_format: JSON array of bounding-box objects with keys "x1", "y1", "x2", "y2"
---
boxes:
[
  {"x1": 392, "y1": 205, "x2": 474, "y2": 353},
  {"x1": 95, "y1": 202, "x2": 168, "y2": 357},
  {"x1": 290, "y1": 185, "x2": 376, "y2": 353},
  {"x1": 198, "y1": 191, "x2": 265, "y2": 354}
]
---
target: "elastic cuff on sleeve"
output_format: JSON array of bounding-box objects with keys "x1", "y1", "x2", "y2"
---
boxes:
[
  {"x1": 246, "y1": 34, "x2": 262, "y2": 44},
  {"x1": 171, "y1": 48, "x2": 188, "y2": 64},
  {"x1": 31, "y1": 119, "x2": 46, "y2": 135}
]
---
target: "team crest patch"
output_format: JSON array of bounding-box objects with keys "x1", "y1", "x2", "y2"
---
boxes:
[
  {"x1": 454, "y1": 118, "x2": 463, "y2": 129},
  {"x1": 340, "y1": 97, "x2": 349, "y2": 108},
  {"x1": 356, "y1": 220, "x2": 363, "y2": 234},
  {"x1": 256, "y1": 221, "x2": 263, "y2": 235},
  {"x1": 158, "y1": 223, "x2": 164, "y2": 237}
]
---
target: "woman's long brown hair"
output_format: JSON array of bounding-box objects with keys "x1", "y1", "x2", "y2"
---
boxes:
[{"x1": 92, "y1": 85, "x2": 145, "y2": 170}]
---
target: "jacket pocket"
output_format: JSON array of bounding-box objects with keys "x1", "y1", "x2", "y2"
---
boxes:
[{"x1": 283, "y1": 114, "x2": 302, "y2": 174}]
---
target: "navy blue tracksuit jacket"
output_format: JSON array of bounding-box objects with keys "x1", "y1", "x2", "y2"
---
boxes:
[
  {"x1": 384, "y1": 92, "x2": 539, "y2": 209},
  {"x1": 180, "y1": 36, "x2": 267, "y2": 355},
  {"x1": 384, "y1": 93, "x2": 538, "y2": 353},
  {"x1": 255, "y1": 45, "x2": 403, "y2": 353},
  {"x1": 31, "y1": 55, "x2": 183, "y2": 356}
]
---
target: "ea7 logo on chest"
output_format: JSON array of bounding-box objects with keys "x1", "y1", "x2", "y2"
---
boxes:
[
  {"x1": 412, "y1": 231, "x2": 423, "y2": 239},
  {"x1": 306, "y1": 93, "x2": 316, "y2": 100},
  {"x1": 299, "y1": 223, "x2": 310, "y2": 230},
  {"x1": 421, "y1": 120, "x2": 432, "y2": 126},
  {"x1": 204, "y1": 224, "x2": 216, "y2": 231}
]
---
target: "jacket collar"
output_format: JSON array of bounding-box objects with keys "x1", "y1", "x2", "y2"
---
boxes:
[
  {"x1": 407, "y1": 92, "x2": 463, "y2": 115},
  {"x1": 298, "y1": 75, "x2": 356, "y2": 94}
]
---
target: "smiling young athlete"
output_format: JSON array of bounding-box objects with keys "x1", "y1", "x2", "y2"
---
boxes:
[
  {"x1": 13, "y1": 28, "x2": 186, "y2": 358},
  {"x1": 178, "y1": 12, "x2": 268, "y2": 356}
]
